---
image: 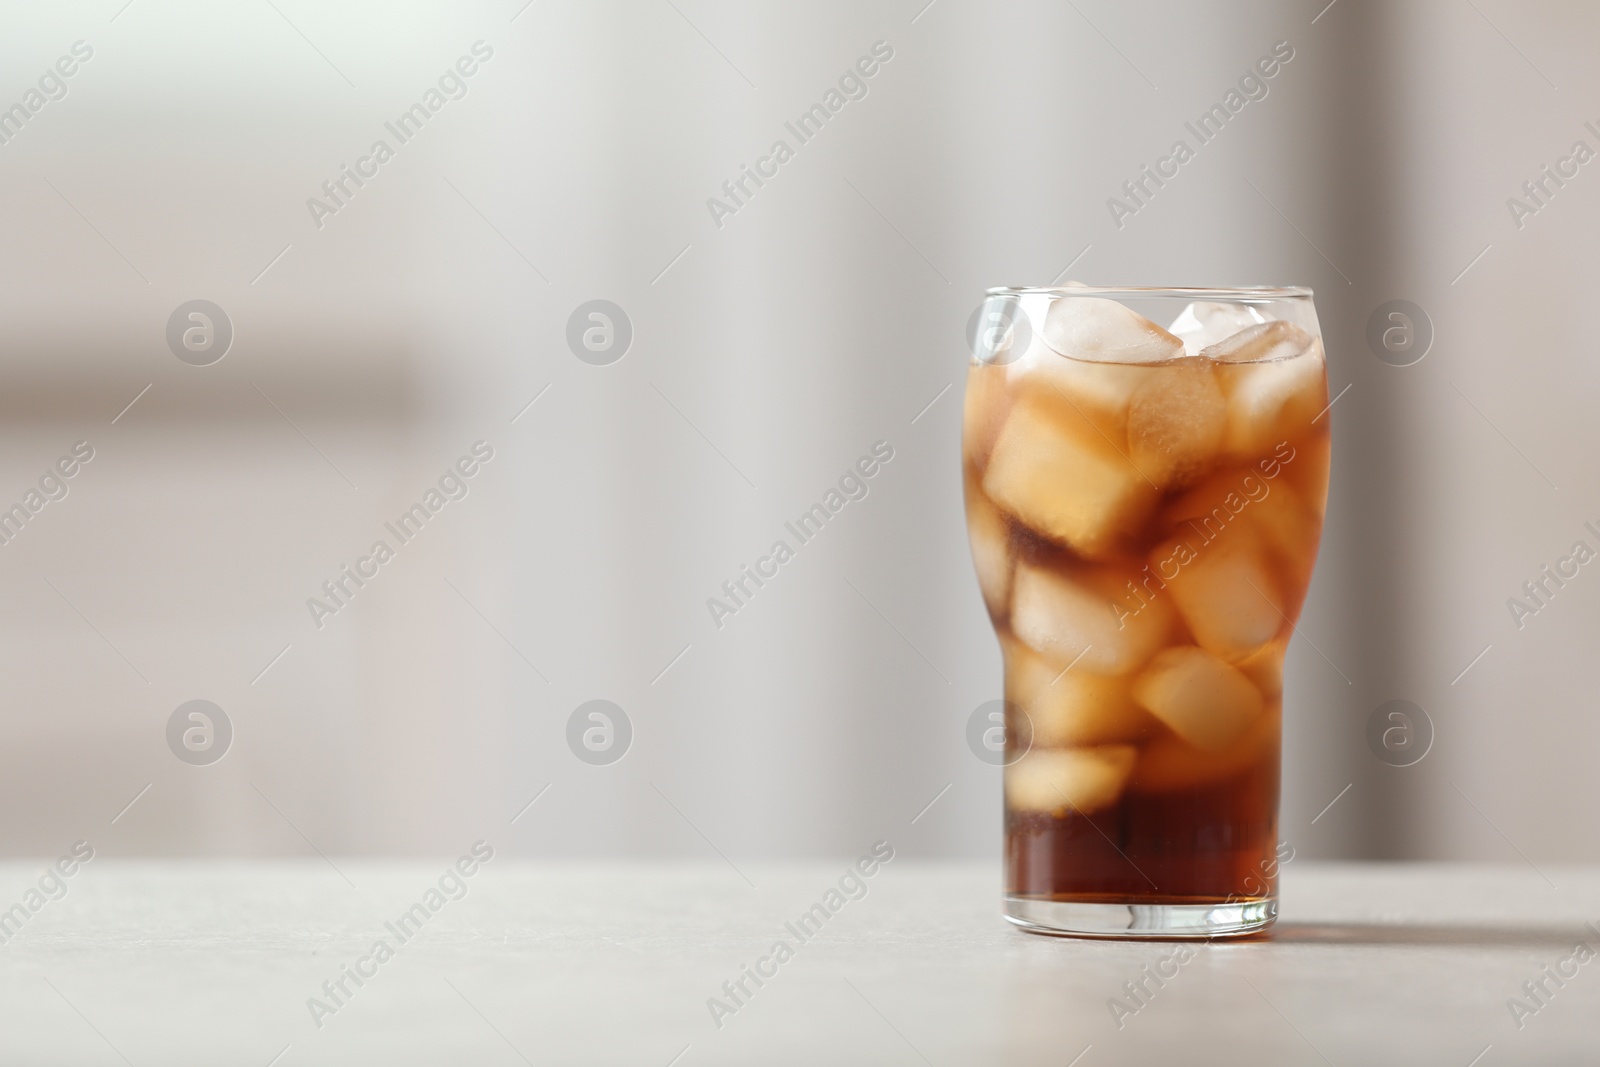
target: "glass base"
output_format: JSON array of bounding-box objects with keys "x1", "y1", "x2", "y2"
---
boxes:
[{"x1": 1004, "y1": 896, "x2": 1277, "y2": 940}]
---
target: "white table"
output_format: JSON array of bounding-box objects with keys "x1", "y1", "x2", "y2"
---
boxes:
[{"x1": 0, "y1": 861, "x2": 1594, "y2": 1065}]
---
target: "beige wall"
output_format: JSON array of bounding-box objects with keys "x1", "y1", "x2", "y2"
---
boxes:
[{"x1": 0, "y1": 0, "x2": 1593, "y2": 864}]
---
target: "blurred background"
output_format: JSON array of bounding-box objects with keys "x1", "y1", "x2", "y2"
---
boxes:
[{"x1": 0, "y1": 0, "x2": 1593, "y2": 865}]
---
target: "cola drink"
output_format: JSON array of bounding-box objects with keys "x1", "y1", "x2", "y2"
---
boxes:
[{"x1": 964, "y1": 287, "x2": 1329, "y2": 938}]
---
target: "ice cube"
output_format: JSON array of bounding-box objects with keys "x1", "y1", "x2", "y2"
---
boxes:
[
  {"x1": 1161, "y1": 466, "x2": 1317, "y2": 568},
  {"x1": 963, "y1": 363, "x2": 1013, "y2": 470},
  {"x1": 1130, "y1": 712, "x2": 1279, "y2": 794},
  {"x1": 1005, "y1": 744, "x2": 1138, "y2": 816},
  {"x1": 1151, "y1": 524, "x2": 1284, "y2": 660},
  {"x1": 982, "y1": 391, "x2": 1158, "y2": 559},
  {"x1": 1126, "y1": 359, "x2": 1226, "y2": 489},
  {"x1": 1132, "y1": 646, "x2": 1265, "y2": 751},
  {"x1": 1277, "y1": 434, "x2": 1330, "y2": 518},
  {"x1": 1160, "y1": 465, "x2": 1258, "y2": 534},
  {"x1": 1169, "y1": 301, "x2": 1268, "y2": 356},
  {"x1": 965, "y1": 480, "x2": 1013, "y2": 620},
  {"x1": 1009, "y1": 356, "x2": 1148, "y2": 442},
  {"x1": 1203, "y1": 320, "x2": 1314, "y2": 363},
  {"x1": 1235, "y1": 638, "x2": 1286, "y2": 700},
  {"x1": 1003, "y1": 636, "x2": 1157, "y2": 746},
  {"x1": 1244, "y1": 476, "x2": 1320, "y2": 568},
  {"x1": 1042, "y1": 296, "x2": 1184, "y2": 364},
  {"x1": 1221, "y1": 342, "x2": 1328, "y2": 459},
  {"x1": 1010, "y1": 558, "x2": 1174, "y2": 675}
]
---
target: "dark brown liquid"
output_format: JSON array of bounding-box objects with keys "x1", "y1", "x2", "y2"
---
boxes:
[{"x1": 1006, "y1": 746, "x2": 1279, "y2": 903}]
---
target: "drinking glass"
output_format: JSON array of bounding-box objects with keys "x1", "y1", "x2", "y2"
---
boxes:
[{"x1": 963, "y1": 286, "x2": 1329, "y2": 938}]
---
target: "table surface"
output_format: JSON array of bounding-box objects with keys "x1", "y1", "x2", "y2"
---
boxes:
[{"x1": 0, "y1": 859, "x2": 1595, "y2": 1066}]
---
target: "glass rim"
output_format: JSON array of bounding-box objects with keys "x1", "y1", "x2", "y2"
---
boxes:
[{"x1": 986, "y1": 284, "x2": 1314, "y2": 299}]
